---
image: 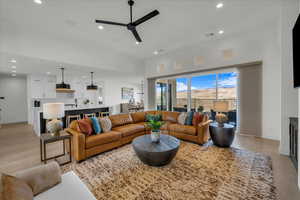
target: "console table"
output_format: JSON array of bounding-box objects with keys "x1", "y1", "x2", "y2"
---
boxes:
[{"x1": 289, "y1": 117, "x2": 298, "y2": 171}]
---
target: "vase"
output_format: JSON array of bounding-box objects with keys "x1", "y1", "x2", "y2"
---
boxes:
[{"x1": 150, "y1": 130, "x2": 160, "y2": 143}]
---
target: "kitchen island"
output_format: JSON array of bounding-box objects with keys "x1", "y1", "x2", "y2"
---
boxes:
[{"x1": 34, "y1": 107, "x2": 110, "y2": 136}]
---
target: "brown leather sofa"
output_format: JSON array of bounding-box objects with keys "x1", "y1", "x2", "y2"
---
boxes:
[{"x1": 66, "y1": 111, "x2": 211, "y2": 162}]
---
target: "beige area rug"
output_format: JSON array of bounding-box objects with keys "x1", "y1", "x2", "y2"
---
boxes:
[{"x1": 62, "y1": 142, "x2": 278, "y2": 200}]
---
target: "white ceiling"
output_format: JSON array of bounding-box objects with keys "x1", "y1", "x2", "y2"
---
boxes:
[{"x1": 0, "y1": 0, "x2": 281, "y2": 74}]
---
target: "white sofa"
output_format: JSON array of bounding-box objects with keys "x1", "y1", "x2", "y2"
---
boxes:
[{"x1": 34, "y1": 171, "x2": 96, "y2": 200}]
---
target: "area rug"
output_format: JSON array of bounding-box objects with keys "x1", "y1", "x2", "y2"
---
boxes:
[{"x1": 62, "y1": 142, "x2": 278, "y2": 200}]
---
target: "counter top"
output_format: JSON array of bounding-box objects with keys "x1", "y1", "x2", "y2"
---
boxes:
[{"x1": 38, "y1": 106, "x2": 108, "y2": 113}]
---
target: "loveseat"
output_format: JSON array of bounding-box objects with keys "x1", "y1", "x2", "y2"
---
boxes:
[{"x1": 66, "y1": 111, "x2": 211, "y2": 162}]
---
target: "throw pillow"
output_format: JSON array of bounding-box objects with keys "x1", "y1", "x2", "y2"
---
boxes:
[
  {"x1": 2, "y1": 173, "x2": 33, "y2": 200},
  {"x1": 185, "y1": 111, "x2": 194, "y2": 125},
  {"x1": 192, "y1": 112, "x2": 204, "y2": 126},
  {"x1": 91, "y1": 117, "x2": 102, "y2": 134},
  {"x1": 99, "y1": 117, "x2": 112, "y2": 133},
  {"x1": 177, "y1": 112, "x2": 187, "y2": 125},
  {"x1": 146, "y1": 114, "x2": 162, "y2": 122},
  {"x1": 77, "y1": 119, "x2": 93, "y2": 136}
]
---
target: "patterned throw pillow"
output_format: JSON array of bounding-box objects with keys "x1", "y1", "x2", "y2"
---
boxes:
[
  {"x1": 2, "y1": 173, "x2": 34, "y2": 200},
  {"x1": 91, "y1": 117, "x2": 102, "y2": 134},
  {"x1": 146, "y1": 114, "x2": 162, "y2": 122},
  {"x1": 192, "y1": 112, "x2": 204, "y2": 126},
  {"x1": 177, "y1": 112, "x2": 187, "y2": 125},
  {"x1": 99, "y1": 117, "x2": 112, "y2": 133},
  {"x1": 78, "y1": 119, "x2": 93, "y2": 136},
  {"x1": 185, "y1": 111, "x2": 194, "y2": 125}
]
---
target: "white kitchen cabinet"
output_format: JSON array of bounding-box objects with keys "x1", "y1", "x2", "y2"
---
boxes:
[
  {"x1": 30, "y1": 75, "x2": 57, "y2": 99},
  {"x1": 44, "y1": 76, "x2": 57, "y2": 98}
]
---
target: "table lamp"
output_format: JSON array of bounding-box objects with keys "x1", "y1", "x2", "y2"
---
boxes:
[
  {"x1": 43, "y1": 103, "x2": 65, "y2": 136},
  {"x1": 213, "y1": 101, "x2": 229, "y2": 127}
]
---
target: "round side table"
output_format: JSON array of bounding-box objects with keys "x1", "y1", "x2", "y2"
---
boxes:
[{"x1": 209, "y1": 123, "x2": 235, "y2": 147}]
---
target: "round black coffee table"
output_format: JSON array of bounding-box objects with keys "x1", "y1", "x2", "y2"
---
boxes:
[
  {"x1": 132, "y1": 134, "x2": 180, "y2": 166},
  {"x1": 209, "y1": 123, "x2": 235, "y2": 147}
]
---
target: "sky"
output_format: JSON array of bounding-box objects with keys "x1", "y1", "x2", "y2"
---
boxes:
[{"x1": 176, "y1": 72, "x2": 237, "y2": 91}]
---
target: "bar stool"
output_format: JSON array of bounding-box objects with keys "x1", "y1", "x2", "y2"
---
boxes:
[
  {"x1": 99, "y1": 112, "x2": 110, "y2": 118},
  {"x1": 84, "y1": 113, "x2": 96, "y2": 118},
  {"x1": 66, "y1": 115, "x2": 81, "y2": 127}
]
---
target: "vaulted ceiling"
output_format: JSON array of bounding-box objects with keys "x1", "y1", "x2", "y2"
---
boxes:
[{"x1": 0, "y1": 0, "x2": 281, "y2": 74}]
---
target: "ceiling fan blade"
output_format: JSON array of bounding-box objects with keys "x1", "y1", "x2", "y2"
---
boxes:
[
  {"x1": 95, "y1": 19, "x2": 127, "y2": 26},
  {"x1": 133, "y1": 10, "x2": 159, "y2": 26},
  {"x1": 131, "y1": 28, "x2": 142, "y2": 42}
]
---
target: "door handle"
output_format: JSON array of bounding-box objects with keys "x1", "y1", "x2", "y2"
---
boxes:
[{"x1": 0, "y1": 97, "x2": 4, "y2": 99}]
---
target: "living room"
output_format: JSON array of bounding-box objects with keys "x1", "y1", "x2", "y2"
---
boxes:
[{"x1": 0, "y1": 0, "x2": 300, "y2": 199}]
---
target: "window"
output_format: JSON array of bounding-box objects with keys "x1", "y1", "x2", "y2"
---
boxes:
[
  {"x1": 174, "y1": 78, "x2": 188, "y2": 110},
  {"x1": 217, "y1": 72, "x2": 237, "y2": 110},
  {"x1": 191, "y1": 74, "x2": 217, "y2": 112}
]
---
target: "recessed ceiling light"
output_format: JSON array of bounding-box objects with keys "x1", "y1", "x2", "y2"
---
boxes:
[
  {"x1": 46, "y1": 72, "x2": 51, "y2": 75},
  {"x1": 135, "y1": 41, "x2": 140, "y2": 45},
  {"x1": 98, "y1": 25, "x2": 104, "y2": 30},
  {"x1": 12, "y1": 70, "x2": 17, "y2": 73},
  {"x1": 11, "y1": 66, "x2": 16, "y2": 69},
  {"x1": 11, "y1": 74, "x2": 16, "y2": 77},
  {"x1": 218, "y1": 30, "x2": 224, "y2": 34},
  {"x1": 10, "y1": 59, "x2": 17, "y2": 63},
  {"x1": 216, "y1": 3, "x2": 223, "y2": 8},
  {"x1": 34, "y1": 0, "x2": 42, "y2": 4},
  {"x1": 153, "y1": 51, "x2": 159, "y2": 55}
]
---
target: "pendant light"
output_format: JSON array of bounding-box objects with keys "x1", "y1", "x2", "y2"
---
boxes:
[
  {"x1": 56, "y1": 67, "x2": 71, "y2": 89},
  {"x1": 87, "y1": 72, "x2": 98, "y2": 90}
]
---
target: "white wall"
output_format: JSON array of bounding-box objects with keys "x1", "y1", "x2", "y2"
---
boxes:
[
  {"x1": 279, "y1": 0, "x2": 299, "y2": 155},
  {"x1": 104, "y1": 77, "x2": 142, "y2": 114},
  {"x1": 0, "y1": 74, "x2": 28, "y2": 124},
  {"x1": 298, "y1": 0, "x2": 300, "y2": 192},
  {"x1": 144, "y1": 20, "x2": 282, "y2": 141}
]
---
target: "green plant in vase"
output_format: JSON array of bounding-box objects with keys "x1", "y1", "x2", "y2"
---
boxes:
[{"x1": 146, "y1": 119, "x2": 165, "y2": 143}]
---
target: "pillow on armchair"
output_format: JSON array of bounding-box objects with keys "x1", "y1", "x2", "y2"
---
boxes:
[{"x1": 2, "y1": 173, "x2": 34, "y2": 200}]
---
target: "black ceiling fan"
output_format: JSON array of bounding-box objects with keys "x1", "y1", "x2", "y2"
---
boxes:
[{"x1": 95, "y1": 0, "x2": 159, "y2": 43}]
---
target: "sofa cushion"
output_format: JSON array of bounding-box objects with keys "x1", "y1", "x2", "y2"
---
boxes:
[
  {"x1": 177, "y1": 112, "x2": 187, "y2": 125},
  {"x1": 145, "y1": 110, "x2": 161, "y2": 116},
  {"x1": 112, "y1": 124, "x2": 144, "y2": 137},
  {"x1": 2, "y1": 173, "x2": 34, "y2": 200},
  {"x1": 185, "y1": 111, "x2": 194, "y2": 125},
  {"x1": 34, "y1": 171, "x2": 96, "y2": 200},
  {"x1": 86, "y1": 131, "x2": 121, "y2": 149},
  {"x1": 99, "y1": 117, "x2": 112, "y2": 133},
  {"x1": 169, "y1": 124, "x2": 197, "y2": 136},
  {"x1": 91, "y1": 117, "x2": 102, "y2": 134},
  {"x1": 77, "y1": 119, "x2": 93, "y2": 136},
  {"x1": 162, "y1": 111, "x2": 180, "y2": 123},
  {"x1": 109, "y1": 114, "x2": 133, "y2": 128},
  {"x1": 130, "y1": 112, "x2": 146, "y2": 123},
  {"x1": 15, "y1": 162, "x2": 61, "y2": 196},
  {"x1": 160, "y1": 121, "x2": 174, "y2": 131},
  {"x1": 192, "y1": 112, "x2": 204, "y2": 127}
]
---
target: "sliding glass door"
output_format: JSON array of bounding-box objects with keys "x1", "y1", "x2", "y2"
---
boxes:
[
  {"x1": 191, "y1": 74, "x2": 217, "y2": 112},
  {"x1": 154, "y1": 71, "x2": 238, "y2": 125}
]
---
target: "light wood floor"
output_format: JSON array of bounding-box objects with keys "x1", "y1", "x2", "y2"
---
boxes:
[{"x1": 0, "y1": 123, "x2": 299, "y2": 199}]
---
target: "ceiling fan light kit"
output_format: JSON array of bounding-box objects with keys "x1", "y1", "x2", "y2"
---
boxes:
[{"x1": 95, "y1": 0, "x2": 159, "y2": 43}]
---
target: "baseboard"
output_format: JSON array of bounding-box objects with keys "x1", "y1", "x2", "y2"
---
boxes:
[{"x1": 0, "y1": 121, "x2": 28, "y2": 126}]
